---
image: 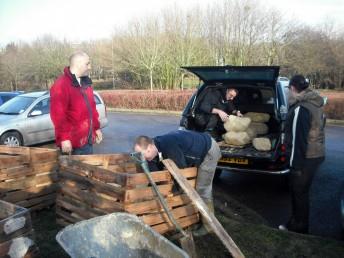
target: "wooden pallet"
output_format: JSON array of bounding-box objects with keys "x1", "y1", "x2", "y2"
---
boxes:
[
  {"x1": 0, "y1": 146, "x2": 58, "y2": 212},
  {"x1": 56, "y1": 154, "x2": 200, "y2": 235},
  {"x1": 0, "y1": 200, "x2": 39, "y2": 257}
]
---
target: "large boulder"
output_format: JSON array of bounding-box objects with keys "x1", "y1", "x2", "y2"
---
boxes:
[
  {"x1": 223, "y1": 131, "x2": 251, "y2": 146},
  {"x1": 244, "y1": 112, "x2": 270, "y2": 123},
  {"x1": 249, "y1": 122, "x2": 269, "y2": 135},
  {"x1": 252, "y1": 137, "x2": 271, "y2": 151},
  {"x1": 224, "y1": 115, "x2": 251, "y2": 132}
]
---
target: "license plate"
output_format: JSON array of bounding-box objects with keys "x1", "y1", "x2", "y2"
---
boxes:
[{"x1": 219, "y1": 157, "x2": 249, "y2": 165}]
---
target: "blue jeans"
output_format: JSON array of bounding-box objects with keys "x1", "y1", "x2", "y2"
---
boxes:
[{"x1": 72, "y1": 143, "x2": 93, "y2": 155}]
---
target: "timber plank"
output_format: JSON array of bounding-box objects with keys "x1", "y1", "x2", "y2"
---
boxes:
[
  {"x1": 0, "y1": 155, "x2": 30, "y2": 169},
  {"x1": 16, "y1": 193, "x2": 56, "y2": 208},
  {"x1": 151, "y1": 214, "x2": 200, "y2": 235},
  {"x1": 28, "y1": 198, "x2": 56, "y2": 212},
  {"x1": 56, "y1": 207, "x2": 82, "y2": 224},
  {"x1": 140, "y1": 204, "x2": 198, "y2": 226},
  {"x1": 0, "y1": 162, "x2": 57, "y2": 181},
  {"x1": 65, "y1": 153, "x2": 131, "y2": 166},
  {"x1": 102, "y1": 163, "x2": 138, "y2": 173},
  {"x1": 30, "y1": 150, "x2": 57, "y2": 163},
  {"x1": 56, "y1": 218, "x2": 71, "y2": 227},
  {"x1": 57, "y1": 195, "x2": 107, "y2": 217},
  {"x1": 59, "y1": 170, "x2": 124, "y2": 199},
  {"x1": 124, "y1": 194, "x2": 192, "y2": 215},
  {"x1": 32, "y1": 161, "x2": 57, "y2": 173},
  {"x1": 0, "y1": 146, "x2": 30, "y2": 155},
  {"x1": 56, "y1": 197, "x2": 103, "y2": 220},
  {"x1": 126, "y1": 171, "x2": 172, "y2": 187},
  {"x1": 124, "y1": 184, "x2": 173, "y2": 203},
  {"x1": 60, "y1": 185, "x2": 123, "y2": 212},
  {"x1": 0, "y1": 173, "x2": 58, "y2": 192},
  {"x1": 0, "y1": 165, "x2": 33, "y2": 180},
  {"x1": 125, "y1": 167, "x2": 197, "y2": 187},
  {"x1": 163, "y1": 159, "x2": 245, "y2": 258},
  {"x1": 60, "y1": 161, "x2": 128, "y2": 186},
  {"x1": 2, "y1": 184, "x2": 58, "y2": 203}
]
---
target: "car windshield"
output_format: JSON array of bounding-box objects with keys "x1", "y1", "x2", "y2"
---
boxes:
[{"x1": 0, "y1": 96, "x2": 36, "y2": 115}]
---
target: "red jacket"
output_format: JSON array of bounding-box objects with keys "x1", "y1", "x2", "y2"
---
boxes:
[{"x1": 50, "y1": 67, "x2": 100, "y2": 148}]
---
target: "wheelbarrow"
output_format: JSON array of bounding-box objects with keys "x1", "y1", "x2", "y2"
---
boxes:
[{"x1": 56, "y1": 213, "x2": 189, "y2": 258}]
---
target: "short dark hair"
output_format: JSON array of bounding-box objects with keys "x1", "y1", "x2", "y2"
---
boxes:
[
  {"x1": 289, "y1": 74, "x2": 309, "y2": 92},
  {"x1": 134, "y1": 135, "x2": 153, "y2": 149}
]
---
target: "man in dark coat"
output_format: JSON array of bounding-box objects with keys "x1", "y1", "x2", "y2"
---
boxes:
[
  {"x1": 279, "y1": 74, "x2": 326, "y2": 233},
  {"x1": 134, "y1": 130, "x2": 221, "y2": 235},
  {"x1": 194, "y1": 88, "x2": 242, "y2": 137}
]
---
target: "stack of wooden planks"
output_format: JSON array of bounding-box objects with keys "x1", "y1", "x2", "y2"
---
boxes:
[
  {"x1": 0, "y1": 146, "x2": 58, "y2": 211},
  {"x1": 0, "y1": 200, "x2": 39, "y2": 257},
  {"x1": 56, "y1": 154, "x2": 200, "y2": 235}
]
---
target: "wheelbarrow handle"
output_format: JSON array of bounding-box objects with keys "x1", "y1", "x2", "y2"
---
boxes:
[{"x1": 130, "y1": 153, "x2": 187, "y2": 236}]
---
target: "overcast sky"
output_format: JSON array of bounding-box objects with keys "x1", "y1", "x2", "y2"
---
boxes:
[{"x1": 1, "y1": 0, "x2": 343, "y2": 46}]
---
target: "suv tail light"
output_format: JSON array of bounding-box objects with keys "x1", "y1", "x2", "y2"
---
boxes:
[
  {"x1": 279, "y1": 144, "x2": 287, "y2": 163},
  {"x1": 280, "y1": 144, "x2": 286, "y2": 153},
  {"x1": 279, "y1": 156, "x2": 286, "y2": 162}
]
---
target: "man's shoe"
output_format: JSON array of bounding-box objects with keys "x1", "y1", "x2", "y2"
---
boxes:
[{"x1": 278, "y1": 224, "x2": 288, "y2": 231}]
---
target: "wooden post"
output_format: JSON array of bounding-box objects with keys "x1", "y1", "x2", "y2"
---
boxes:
[{"x1": 162, "y1": 159, "x2": 245, "y2": 258}]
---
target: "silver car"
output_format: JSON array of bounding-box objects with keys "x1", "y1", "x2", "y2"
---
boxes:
[{"x1": 0, "y1": 91, "x2": 108, "y2": 146}]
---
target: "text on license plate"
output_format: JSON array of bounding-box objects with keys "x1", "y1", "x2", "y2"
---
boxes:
[{"x1": 219, "y1": 157, "x2": 249, "y2": 165}]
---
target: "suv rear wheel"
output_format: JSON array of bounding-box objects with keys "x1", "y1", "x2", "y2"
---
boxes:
[{"x1": 0, "y1": 131, "x2": 23, "y2": 146}]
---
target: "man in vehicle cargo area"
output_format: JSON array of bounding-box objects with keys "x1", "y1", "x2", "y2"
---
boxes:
[
  {"x1": 134, "y1": 130, "x2": 221, "y2": 236},
  {"x1": 194, "y1": 88, "x2": 243, "y2": 138},
  {"x1": 50, "y1": 51, "x2": 103, "y2": 155},
  {"x1": 279, "y1": 74, "x2": 326, "y2": 233}
]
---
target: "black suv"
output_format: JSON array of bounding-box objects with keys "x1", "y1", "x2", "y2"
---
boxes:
[{"x1": 180, "y1": 66, "x2": 290, "y2": 175}]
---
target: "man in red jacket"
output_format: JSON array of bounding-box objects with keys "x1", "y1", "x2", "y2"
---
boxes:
[{"x1": 50, "y1": 51, "x2": 103, "y2": 155}]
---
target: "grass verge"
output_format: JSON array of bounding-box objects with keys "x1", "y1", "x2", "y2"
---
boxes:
[{"x1": 32, "y1": 188, "x2": 344, "y2": 258}]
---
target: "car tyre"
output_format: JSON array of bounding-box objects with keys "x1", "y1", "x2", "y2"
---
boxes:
[{"x1": 0, "y1": 131, "x2": 23, "y2": 146}]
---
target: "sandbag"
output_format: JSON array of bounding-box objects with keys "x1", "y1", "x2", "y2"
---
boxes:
[
  {"x1": 244, "y1": 112, "x2": 270, "y2": 123},
  {"x1": 246, "y1": 127, "x2": 257, "y2": 139},
  {"x1": 224, "y1": 115, "x2": 251, "y2": 132},
  {"x1": 249, "y1": 122, "x2": 269, "y2": 135},
  {"x1": 223, "y1": 131, "x2": 251, "y2": 146},
  {"x1": 252, "y1": 137, "x2": 271, "y2": 151}
]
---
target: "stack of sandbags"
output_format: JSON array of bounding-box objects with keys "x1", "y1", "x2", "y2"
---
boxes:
[
  {"x1": 244, "y1": 112, "x2": 270, "y2": 136},
  {"x1": 223, "y1": 115, "x2": 252, "y2": 146}
]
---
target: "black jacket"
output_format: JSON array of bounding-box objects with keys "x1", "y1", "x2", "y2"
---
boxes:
[
  {"x1": 197, "y1": 89, "x2": 236, "y2": 115},
  {"x1": 285, "y1": 105, "x2": 311, "y2": 170},
  {"x1": 148, "y1": 130, "x2": 212, "y2": 171}
]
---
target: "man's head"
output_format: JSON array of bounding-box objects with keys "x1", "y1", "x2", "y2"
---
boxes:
[
  {"x1": 134, "y1": 136, "x2": 158, "y2": 161},
  {"x1": 289, "y1": 74, "x2": 309, "y2": 96},
  {"x1": 69, "y1": 51, "x2": 91, "y2": 78},
  {"x1": 226, "y1": 88, "x2": 238, "y2": 101}
]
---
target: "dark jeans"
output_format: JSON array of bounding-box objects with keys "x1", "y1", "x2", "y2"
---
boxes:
[
  {"x1": 71, "y1": 143, "x2": 93, "y2": 155},
  {"x1": 195, "y1": 113, "x2": 225, "y2": 134},
  {"x1": 287, "y1": 157, "x2": 324, "y2": 233}
]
